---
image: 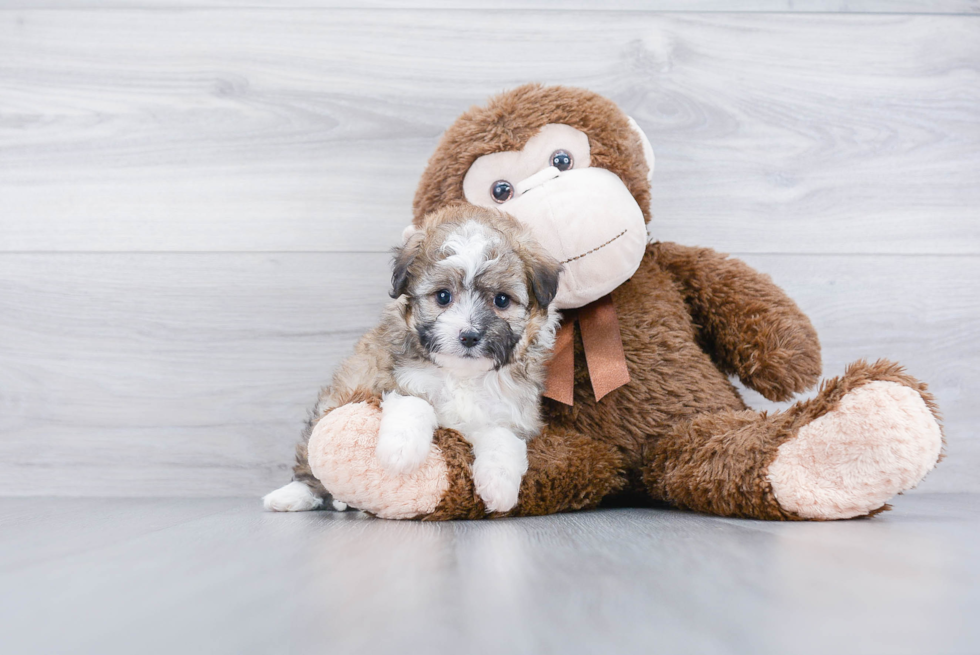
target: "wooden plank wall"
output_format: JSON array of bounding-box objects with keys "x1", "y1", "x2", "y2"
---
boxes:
[{"x1": 1, "y1": 4, "x2": 977, "y2": 496}]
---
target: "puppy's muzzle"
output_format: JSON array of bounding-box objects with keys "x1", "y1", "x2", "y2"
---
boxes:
[{"x1": 459, "y1": 330, "x2": 483, "y2": 349}]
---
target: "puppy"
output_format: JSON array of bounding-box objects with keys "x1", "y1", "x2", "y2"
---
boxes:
[{"x1": 264, "y1": 204, "x2": 562, "y2": 514}]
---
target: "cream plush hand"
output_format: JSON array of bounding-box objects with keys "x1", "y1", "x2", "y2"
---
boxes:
[{"x1": 307, "y1": 401, "x2": 451, "y2": 520}]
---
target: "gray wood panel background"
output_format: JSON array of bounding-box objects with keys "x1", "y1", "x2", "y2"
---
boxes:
[
  {"x1": 0, "y1": 5, "x2": 977, "y2": 496},
  {"x1": 1, "y1": 2, "x2": 977, "y2": 11}
]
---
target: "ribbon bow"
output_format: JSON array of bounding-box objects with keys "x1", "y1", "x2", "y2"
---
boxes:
[{"x1": 543, "y1": 294, "x2": 631, "y2": 405}]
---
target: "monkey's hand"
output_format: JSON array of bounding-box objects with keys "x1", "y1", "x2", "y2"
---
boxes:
[{"x1": 651, "y1": 242, "x2": 822, "y2": 402}]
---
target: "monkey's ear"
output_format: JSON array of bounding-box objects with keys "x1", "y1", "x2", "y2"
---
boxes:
[
  {"x1": 528, "y1": 254, "x2": 563, "y2": 309},
  {"x1": 390, "y1": 232, "x2": 424, "y2": 299},
  {"x1": 627, "y1": 116, "x2": 655, "y2": 182}
]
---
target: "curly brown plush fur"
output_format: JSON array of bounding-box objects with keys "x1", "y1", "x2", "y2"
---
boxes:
[
  {"x1": 413, "y1": 83, "x2": 652, "y2": 225},
  {"x1": 296, "y1": 84, "x2": 943, "y2": 521}
]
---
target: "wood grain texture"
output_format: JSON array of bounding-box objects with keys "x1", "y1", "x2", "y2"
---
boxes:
[
  {"x1": 2, "y1": 496, "x2": 979, "y2": 655},
  {"x1": 1, "y1": 11, "x2": 978, "y2": 253},
  {"x1": 1, "y1": 1, "x2": 977, "y2": 12},
  {"x1": 0, "y1": 253, "x2": 390, "y2": 495},
  {"x1": 0, "y1": 252, "x2": 974, "y2": 496}
]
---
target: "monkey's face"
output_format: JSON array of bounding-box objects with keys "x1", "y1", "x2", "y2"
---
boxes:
[{"x1": 461, "y1": 123, "x2": 649, "y2": 310}]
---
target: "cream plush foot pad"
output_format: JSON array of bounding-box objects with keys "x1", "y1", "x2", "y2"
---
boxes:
[
  {"x1": 768, "y1": 381, "x2": 942, "y2": 520},
  {"x1": 306, "y1": 402, "x2": 450, "y2": 520}
]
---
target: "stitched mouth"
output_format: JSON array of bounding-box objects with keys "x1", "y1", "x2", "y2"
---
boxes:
[{"x1": 560, "y1": 229, "x2": 628, "y2": 265}]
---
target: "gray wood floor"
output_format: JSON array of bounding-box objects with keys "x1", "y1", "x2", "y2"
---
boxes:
[
  {"x1": 1, "y1": 494, "x2": 978, "y2": 655},
  {"x1": 0, "y1": 3, "x2": 978, "y2": 498}
]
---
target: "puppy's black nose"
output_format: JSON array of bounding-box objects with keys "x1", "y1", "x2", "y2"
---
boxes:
[{"x1": 459, "y1": 330, "x2": 482, "y2": 348}]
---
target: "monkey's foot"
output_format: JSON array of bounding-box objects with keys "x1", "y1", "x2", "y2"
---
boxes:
[
  {"x1": 768, "y1": 373, "x2": 942, "y2": 520},
  {"x1": 307, "y1": 402, "x2": 450, "y2": 520}
]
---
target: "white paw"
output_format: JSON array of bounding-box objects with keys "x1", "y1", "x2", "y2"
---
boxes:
[
  {"x1": 262, "y1": 481, "x2": 324, "y2": 512},
  {"x1": 474, "y1": 462, "x2": 522, "y2": 513},
  {"x1": 472, "y1": 437, "x2": 528, "y2": 514},
  {"x1": 376, "y1": 424, "x2": 434, "y2": 475},
  {"x1": 376, "y1": 393, "x2": 438, "y2": 476}
]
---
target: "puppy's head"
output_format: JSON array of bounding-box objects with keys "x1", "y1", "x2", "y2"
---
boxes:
[{"x1": 391, "y1": 204, "x2": 562, "y2": 371}]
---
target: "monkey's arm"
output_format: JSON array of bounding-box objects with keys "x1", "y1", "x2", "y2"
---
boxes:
[
  {"x1": 306, "y1": 402, "x2": 628, "y2": 520},
  {"x1": 426, "y1": 424, "x2": 629, "y2": 519},
  {"x1": 649, "y1": 242, "x2": 821, "y2": 402}
]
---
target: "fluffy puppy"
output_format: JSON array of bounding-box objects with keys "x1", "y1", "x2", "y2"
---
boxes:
[{"x1": 264, "y1": 204, "x2": 562, "y2": 514}]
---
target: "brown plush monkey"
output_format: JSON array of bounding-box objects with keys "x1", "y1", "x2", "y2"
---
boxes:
[{"x1": 295, "y1": 84, "x2": 943, "y2": 521}]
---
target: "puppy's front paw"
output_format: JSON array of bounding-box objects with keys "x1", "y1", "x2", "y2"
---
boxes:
[
  {"x1": 376, "y1": 393, "x2": 438, "y2": 476},
  {"x1": 472, "y1": 443, "x2": 528, "y2": 514},
  {"x1": 473, "y1": 464, "x2": 521, "y2": 513}
]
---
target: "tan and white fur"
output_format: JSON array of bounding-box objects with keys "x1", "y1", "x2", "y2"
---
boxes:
[{"x1": 264, "y1": 204, "x2": 562, "y2": 514}]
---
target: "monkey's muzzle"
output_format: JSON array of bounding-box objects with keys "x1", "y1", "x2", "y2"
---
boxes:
[{"x1": 503, "y1": 167, "x2": 648, "y2": 310}]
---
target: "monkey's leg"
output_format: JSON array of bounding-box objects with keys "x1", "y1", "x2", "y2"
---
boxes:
[
  {"x1": 307, "y1": 401, "x2": 627, "y2": 520},
  {"x1": 643, "y1": 359, "x2": 943, "y2": 520}
]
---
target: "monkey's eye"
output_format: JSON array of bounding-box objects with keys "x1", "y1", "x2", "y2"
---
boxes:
[
  {"x1": 493, "y1": 293, "x2": 511, "y2": 309},
  {"x1": 491, "y1": 180, "x2": 514, "y2": 204},
  {"x1": 551, "y1": 149, "x2": 573, "y2": 172},
  {"x1": 435, "y1": 289, "x2": 453, "y2": 306}
]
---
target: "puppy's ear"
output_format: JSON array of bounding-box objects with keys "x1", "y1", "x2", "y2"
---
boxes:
[
  {"x1": 390, "y1": 231, "x2": 424, "y2": 299},
  {"x1": 527, "y1": 251, "x2": 563, "y2": 309}
]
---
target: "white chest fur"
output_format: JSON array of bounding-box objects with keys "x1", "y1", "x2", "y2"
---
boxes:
[
  {"x1": 379, "y1": 358, "x2": 537, "y2": 513},
  {"x1": 394, "y1": 358, "x2": 538, "y2": 440}
]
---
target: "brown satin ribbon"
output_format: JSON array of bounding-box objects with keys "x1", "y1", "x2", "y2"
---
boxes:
[{"x1": 543, "y1": 294, "x2": 631, "y2": 406}]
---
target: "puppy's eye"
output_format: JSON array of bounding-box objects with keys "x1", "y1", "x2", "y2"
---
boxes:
[
  {"x1": 551, "y1": 149, "x2": 573, "y2": 172},
  {"x1": 435, "y1": 289, "x2": 452, "y2": 306},
  {"x1": 491, "y1": 180, "x2": 514, "y2": 204},
  {"x1": 493, "y1": 293, "x2": 511, "y2": 309}
]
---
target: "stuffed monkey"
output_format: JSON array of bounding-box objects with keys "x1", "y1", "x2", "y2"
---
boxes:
[{"x1": 293, "y1": 84, "x2": 943, "y2": 521}]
